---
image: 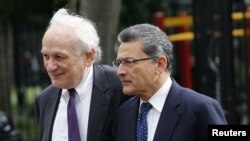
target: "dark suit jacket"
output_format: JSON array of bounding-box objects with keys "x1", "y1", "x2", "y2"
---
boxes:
[
  {"x1": 115, "y1": 79, "x2": 227, "y2": 141},
  {"x1": 35, "y1": 64, "x2": 129, "y2": 141}
]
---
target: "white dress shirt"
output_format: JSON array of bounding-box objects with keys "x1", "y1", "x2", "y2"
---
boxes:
[
  {"x1": 139, "y1": 76, "x2": 172, "y2": 141},
  {"x1": 52, "y1": 65, "x2": 93, "y2": 141}
]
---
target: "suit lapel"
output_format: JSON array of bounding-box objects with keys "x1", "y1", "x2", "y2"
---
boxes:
[
  {"x1": 153, "y1": 80, "x2": 182, "y2": 141},
  {"x1": 43, "y1": 87, "x2": 61, "y2": 141},
  {"x1": 87, "y1": 65, "x2": 110, "y2": 140},
  {"x1": 125, "y1": 97, "x2": 139, "y2": 141}
]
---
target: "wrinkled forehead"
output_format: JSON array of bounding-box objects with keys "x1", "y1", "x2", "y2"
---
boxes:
[
  {"x1": 43, "y1": 25, "x2": 78, "y2": 45},
  {"x1": 41, "y1": 25, "x2": 79, "y2": 53}
]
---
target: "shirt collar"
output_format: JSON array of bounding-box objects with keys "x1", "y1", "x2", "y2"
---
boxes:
[{"x1": 62, "y1": 64, "x2": 94, "y2": 101}]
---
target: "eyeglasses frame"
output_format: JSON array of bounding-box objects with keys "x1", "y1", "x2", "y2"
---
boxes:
[{"x1": 113, "y1": 56, "x2": 157, "y2": 68}]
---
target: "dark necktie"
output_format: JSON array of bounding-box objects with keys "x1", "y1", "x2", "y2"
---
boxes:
[
  {"x1": 68, "y1": 88, "x2": 81, "y2": 141},
  {"x1": 136, "y1": 102, "x2": 152, "y2": 141}
]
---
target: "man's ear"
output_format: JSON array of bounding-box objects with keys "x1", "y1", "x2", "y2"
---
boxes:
[
  {"x1": 156, "y1": 56, "x2": 167, "y2": 74},
  {"x1": 85, "y1": 49, "x2": 95, "y2": 66}
]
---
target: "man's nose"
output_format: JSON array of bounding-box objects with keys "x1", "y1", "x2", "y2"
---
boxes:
[
  {"x1": 117, "y1": 64, "x2": 127, "y2": 76},
  {"x1": 46, "y1": 59, "x2": 58, "y2": 71}
]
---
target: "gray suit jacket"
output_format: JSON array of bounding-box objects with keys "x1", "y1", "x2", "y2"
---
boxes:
[
  {"x1": 35, "y1": 64, "x2": 128, "y2": 141},
  {"x1": 115, "y1": 78, "x2": 227, "y2": 141}
]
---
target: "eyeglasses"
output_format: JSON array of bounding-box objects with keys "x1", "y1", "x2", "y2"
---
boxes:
[{"x1": 113, "y1": 56, "x2": 157, "y2": 68}]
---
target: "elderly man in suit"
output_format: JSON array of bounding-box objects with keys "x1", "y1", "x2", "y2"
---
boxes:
[
  {"x1": 34, "y1": 8, "x2": 128, "y2": 141},
  {"x1": 113, "y1": 23, "x2": 227, "y2": 141}
]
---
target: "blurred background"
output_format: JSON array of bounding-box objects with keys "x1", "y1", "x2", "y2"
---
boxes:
[{"x1": 1, "y1": 0, "x2": 250, "y2": 140}]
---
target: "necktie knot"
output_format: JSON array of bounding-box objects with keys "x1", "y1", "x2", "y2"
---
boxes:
[
  {"x1": 140, "y1": 102, "x2": 152, "y2": 115},
  {"x1": 68, "y1": 88, "x2": 76, "y2": 96}
]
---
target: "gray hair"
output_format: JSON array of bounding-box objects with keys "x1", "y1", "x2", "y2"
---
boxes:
[
  {"x1": 48, "y1": 8, "x2": 102, "y2": 62},
  {"x1": 117, "y1": 23, "x2": 173, "y2": 73}
]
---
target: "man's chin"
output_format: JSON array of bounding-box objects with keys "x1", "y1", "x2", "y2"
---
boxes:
[
  {"x1": 52, "y1": 81, "x2": 66, "y2": 89},
  {"x1": 123, "y1": 89, "x2": 134, "y2": 96}
]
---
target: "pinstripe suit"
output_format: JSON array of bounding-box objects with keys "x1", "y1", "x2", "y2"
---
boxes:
[{"x1": 35, "y1": 64, "x2": 129, "y2": 141}]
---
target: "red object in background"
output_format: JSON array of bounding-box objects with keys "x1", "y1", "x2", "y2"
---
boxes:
[
  {"x1": 154, "y1": 12, "x2": 165, "y2": 30},
  {"x1": 176, "y1": 12, "x2": 193, "y2": 88},
  {"x1": 154, "y1": 11, "x2": 193, "y2": 88}
]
